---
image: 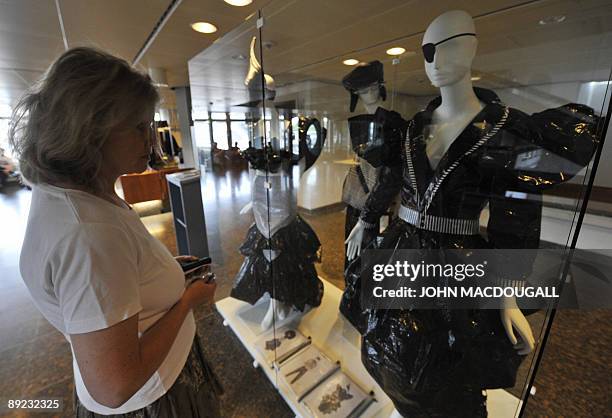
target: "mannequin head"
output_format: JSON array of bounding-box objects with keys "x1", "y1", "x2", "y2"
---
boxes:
[
  {"x1": 342, "y1": 61, "x2": 387, "y2": 112},
  {"x1": 422, "y1": 10, "x2": 477, "y2": 88},
  {"x1": 356, "y1": 83, "x2": 382, "y2": 108}
]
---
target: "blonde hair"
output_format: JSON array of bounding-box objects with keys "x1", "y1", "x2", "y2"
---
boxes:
[{"x1": 9, "y1": 47, "x2": 159, "y2": 190}]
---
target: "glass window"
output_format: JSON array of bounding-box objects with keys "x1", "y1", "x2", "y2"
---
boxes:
[
  {"x1": 187, "y1": 3, "x2": 612, "y2": 418},
  {"x1": 0, "y1": 105, "x2": 11, "y2": 158},
  {"x1": 291, "y1": 116, "x2": 300, "y2": 156},
  {"x1": 230, "y1": 121, "x2": 250, "y2": 150},
  {"x1": 192, "y1": 107, "x2": 209, "y2": 120},
  {"x1": 194, "y1": 121, "x2": 211, "y2": 168},
  {"x1": 0, "y1": 104, "x2": 10, "y2": 118},
  {"x1": 210, "y1": 112, "x2": 227, "y2": 120},
  {"x1": 194, "y1": 121, "x2": 211, "y2": 149},
  {"x1": 212, "y1": 120, "x2": 229, "y2": 150},
  {"x1": 0, "y1": 118, "x2": 11, "y2": 158},
  {"x1": 229, "y1": 111, "x2": 246, "y2": 120}
]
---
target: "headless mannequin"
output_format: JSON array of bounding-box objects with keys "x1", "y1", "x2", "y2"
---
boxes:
[
  {"x1": 239, "y1": 183, "x2": 293, "y2": 332},
  {"x1": 344, "y1": 84, "x2": 385, "y2": 260},
  {"x1": 240, "y1": 111, "x2": 293, "y2": 331}
]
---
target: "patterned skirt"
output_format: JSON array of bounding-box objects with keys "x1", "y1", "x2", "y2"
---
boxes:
[{"x1": 75, "y1": 335, "x2": 222, "y2": 418}]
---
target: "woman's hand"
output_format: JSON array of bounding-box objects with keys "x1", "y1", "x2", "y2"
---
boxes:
[
  {"x1": 500, "y1": 296, "x2": 536, "y2": 355},
  {"x1": 175, "y1": 255, "x2": 209, "y2": 278},
  {"x1": 70, "y1": 281, "x2": 210, "y2": 408},
  {"x1": 174, "y1": 255, "x2": 198, "y2": 264},
  {"x1": 183, "y1": 279, "x2": 217, "y2": 309}
]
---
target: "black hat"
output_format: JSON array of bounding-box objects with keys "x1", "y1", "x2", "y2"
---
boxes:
[{"x1": 342, "y1": 60, "x2": 387, "y2": 112}]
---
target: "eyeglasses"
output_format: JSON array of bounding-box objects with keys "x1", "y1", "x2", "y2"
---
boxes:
[
  {"x1": 421, "y1": 33, "x2": 476, "y2": 63},
  {"x1": 136, "y1": 121, "x2": 155, "y2": 134},
  {"x1": 135, "y1": 121, "x2": 157, "y2": 149}
]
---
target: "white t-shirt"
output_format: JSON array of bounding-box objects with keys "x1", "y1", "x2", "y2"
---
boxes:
[{"x1": 19, "y1": 183, "x2": 196, "y2": 414}]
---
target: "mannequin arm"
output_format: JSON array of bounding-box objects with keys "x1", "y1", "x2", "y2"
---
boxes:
[
  {"x1": 500, "y1": 296, "x2": 535, "y2": 355},
  {"x1": 359, "y1": 164, "x2": 402, "y2": 225},
  {"x1": 345, "y1": 220, "x2": 367, "y2": 261},
  {"x1": 239, "y1": 201, "x2": 253, "y2": 215}
]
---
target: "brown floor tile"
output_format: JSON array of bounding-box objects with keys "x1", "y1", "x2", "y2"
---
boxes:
[{"x1": 1, "y1": 167, "x2": 610, "y2": 417}]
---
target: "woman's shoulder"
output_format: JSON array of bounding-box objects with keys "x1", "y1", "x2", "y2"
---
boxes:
[
  {"x1": 33, "y1": 183, "x2": 133, "y2": 225},
  {"x1": 25, "y1": 185, "x2": 138, "y2": 259}
]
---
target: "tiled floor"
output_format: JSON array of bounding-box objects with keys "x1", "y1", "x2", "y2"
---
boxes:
[{"x1": 0, "y1": 166, "x2": 610, "y2": 417}]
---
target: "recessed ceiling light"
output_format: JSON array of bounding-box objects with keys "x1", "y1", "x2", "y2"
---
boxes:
[
  {"x1": 343, "y1": 58, "x2": 359, "y2": 66},
  {"x1": 224, "y1": 0, "x2": 252, "y2": 5},
  {"x1": 386, "y1": 47, "x2": 406, "y2": 56},
  {"x1": 539, "y1": 15, "x2": 566, "y2": 25},
  {"x1": 191, "y1": 22, "x2": 218, "y2": 34},
  {"x1": 471, "y1": 76, "x2": 481, "y2": 81}
]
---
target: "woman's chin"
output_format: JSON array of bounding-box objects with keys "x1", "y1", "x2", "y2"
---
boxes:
[{"x1": 127, "y1": 162, "x2": 149, "y2": 174}]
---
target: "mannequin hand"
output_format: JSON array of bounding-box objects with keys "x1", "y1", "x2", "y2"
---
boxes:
[
  {"x1": 345, "y1": 220, "x2": 366, "y2": 262},
  {"x1": 500, "y1": 296, "x2": 535, "y2": 355},
  {"x1": 239, "y1": 202, "x2": 253, "y2": 215}
]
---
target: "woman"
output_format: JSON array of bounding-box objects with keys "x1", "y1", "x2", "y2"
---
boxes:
[{"x1": 9, "y1": 47, "x2": 221, "y2": 417}]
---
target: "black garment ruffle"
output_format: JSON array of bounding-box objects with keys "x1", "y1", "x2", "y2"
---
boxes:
[
  {"x1": 344, "y1": 218, "x2": 523, "y2": 416},
  {"x1": 231, "y1": 215, "x2": 323, "y2": 311}
]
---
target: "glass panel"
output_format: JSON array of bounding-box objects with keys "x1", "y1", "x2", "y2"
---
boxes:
[
  {"x1": 257, "y1": 1, "x2": 611, "y2": 417},
  {"x1": 1, "y1": 105, "x2": 12, "y2": 159},
  {"x1": 193, "y1": 120, "x2": 212, "y2": 168},
  {"x1": 188, "y1": 9, "x2": 275, "y2": 403},
  {"x1": 0, "y1": 103, "x2": 11, "y2": 118},
  {"x1": 211, "y1": 120, "x2": 229, "y2": 150},
  {"x1": 210, "y1": 111, "x2": 227, "y2": 120},
  {"x1": 520, "y1": 76, "x2": 611, "y2": 417},
  {"x1": 187, "y1": 1, "x2": 611, "y2": 416},
  {"x1": 191, "y1": 107, "x2": 209, "y2": 120},
  {"x1": 229, "y1": 111, "x2": 246, "y2": 120},
  {"x1": 0, "y1": 117, "x2": 11, "y2": 158},
  {"x1": 230, "y1": 121, "x2": 250, "y2": 150}
]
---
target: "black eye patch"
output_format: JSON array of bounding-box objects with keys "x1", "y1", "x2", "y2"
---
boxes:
[{"x1": 422, "y1": 33, "x2": 476, "y2": 63}]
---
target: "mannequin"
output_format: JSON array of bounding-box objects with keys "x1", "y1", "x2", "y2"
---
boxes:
[
  {"x1": 343, "y1": 84, "x2": 384, "y2": 261},
  {"x1": 345, "y1": 10, "x2": 600, "y2": 417},
  {"x1": 232, "y1": 36, "x2": 315, "y2": 330},
  {"x1": 231, "y1": 118, "x2": 326, "y2": 331},
  {"x1": 423, "y1": 10, "x2": 535, "y2": 351},
  {"x1": 339, "y1": 61, "x2": 407, "y2": 332}
]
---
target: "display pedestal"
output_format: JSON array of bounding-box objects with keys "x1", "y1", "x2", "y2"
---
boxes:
[{"x1": 216, "y1": 278, "x2": 522, "y2": 418}]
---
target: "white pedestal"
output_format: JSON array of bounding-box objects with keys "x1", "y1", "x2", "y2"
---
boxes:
[{"x1": 216, "y1": 278, "x2": 522, "y2": 418}]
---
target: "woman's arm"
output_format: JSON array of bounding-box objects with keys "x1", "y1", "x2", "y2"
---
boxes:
[{"x1": 70, "y1": 280, "x2": 215, "y2": 409}]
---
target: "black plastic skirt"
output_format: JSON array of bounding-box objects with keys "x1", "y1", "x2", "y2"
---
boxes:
[
  {"x1": 341, "y1": 218, "x2": 525, "y2": 416},
  {"x1": 340, "y1": 218, "x2": 490, "y2": 333},
  {"x1": 231, "y1": 215, "x2": 324, "y2": 311}
]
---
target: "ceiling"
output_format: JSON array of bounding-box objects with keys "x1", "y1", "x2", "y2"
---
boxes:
[
  {"x1": 1, "y1": 0, "x2": 610, "y2": 116},
  {"x1": 188, "y1": 0, "x2": 612, "y2": 113},
  {"x1": 0, "y1": 0, "x2": 265, "y2": 107}
]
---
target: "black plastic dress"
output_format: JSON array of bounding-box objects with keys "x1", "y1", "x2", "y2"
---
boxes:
[
  {"x1": 231, "y1": 124, "x2": 326, "y2": 312},
  {"x1": 345, "y1": 88, "x2": 600, "y2": 417},
  {"x1": 340, "y1": 107, "x2": 407, "y2": 316}
]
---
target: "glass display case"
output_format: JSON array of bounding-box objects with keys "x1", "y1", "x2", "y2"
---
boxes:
[{"x1": 188, "y1": 1, "x2": 611, "y2": 416}]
